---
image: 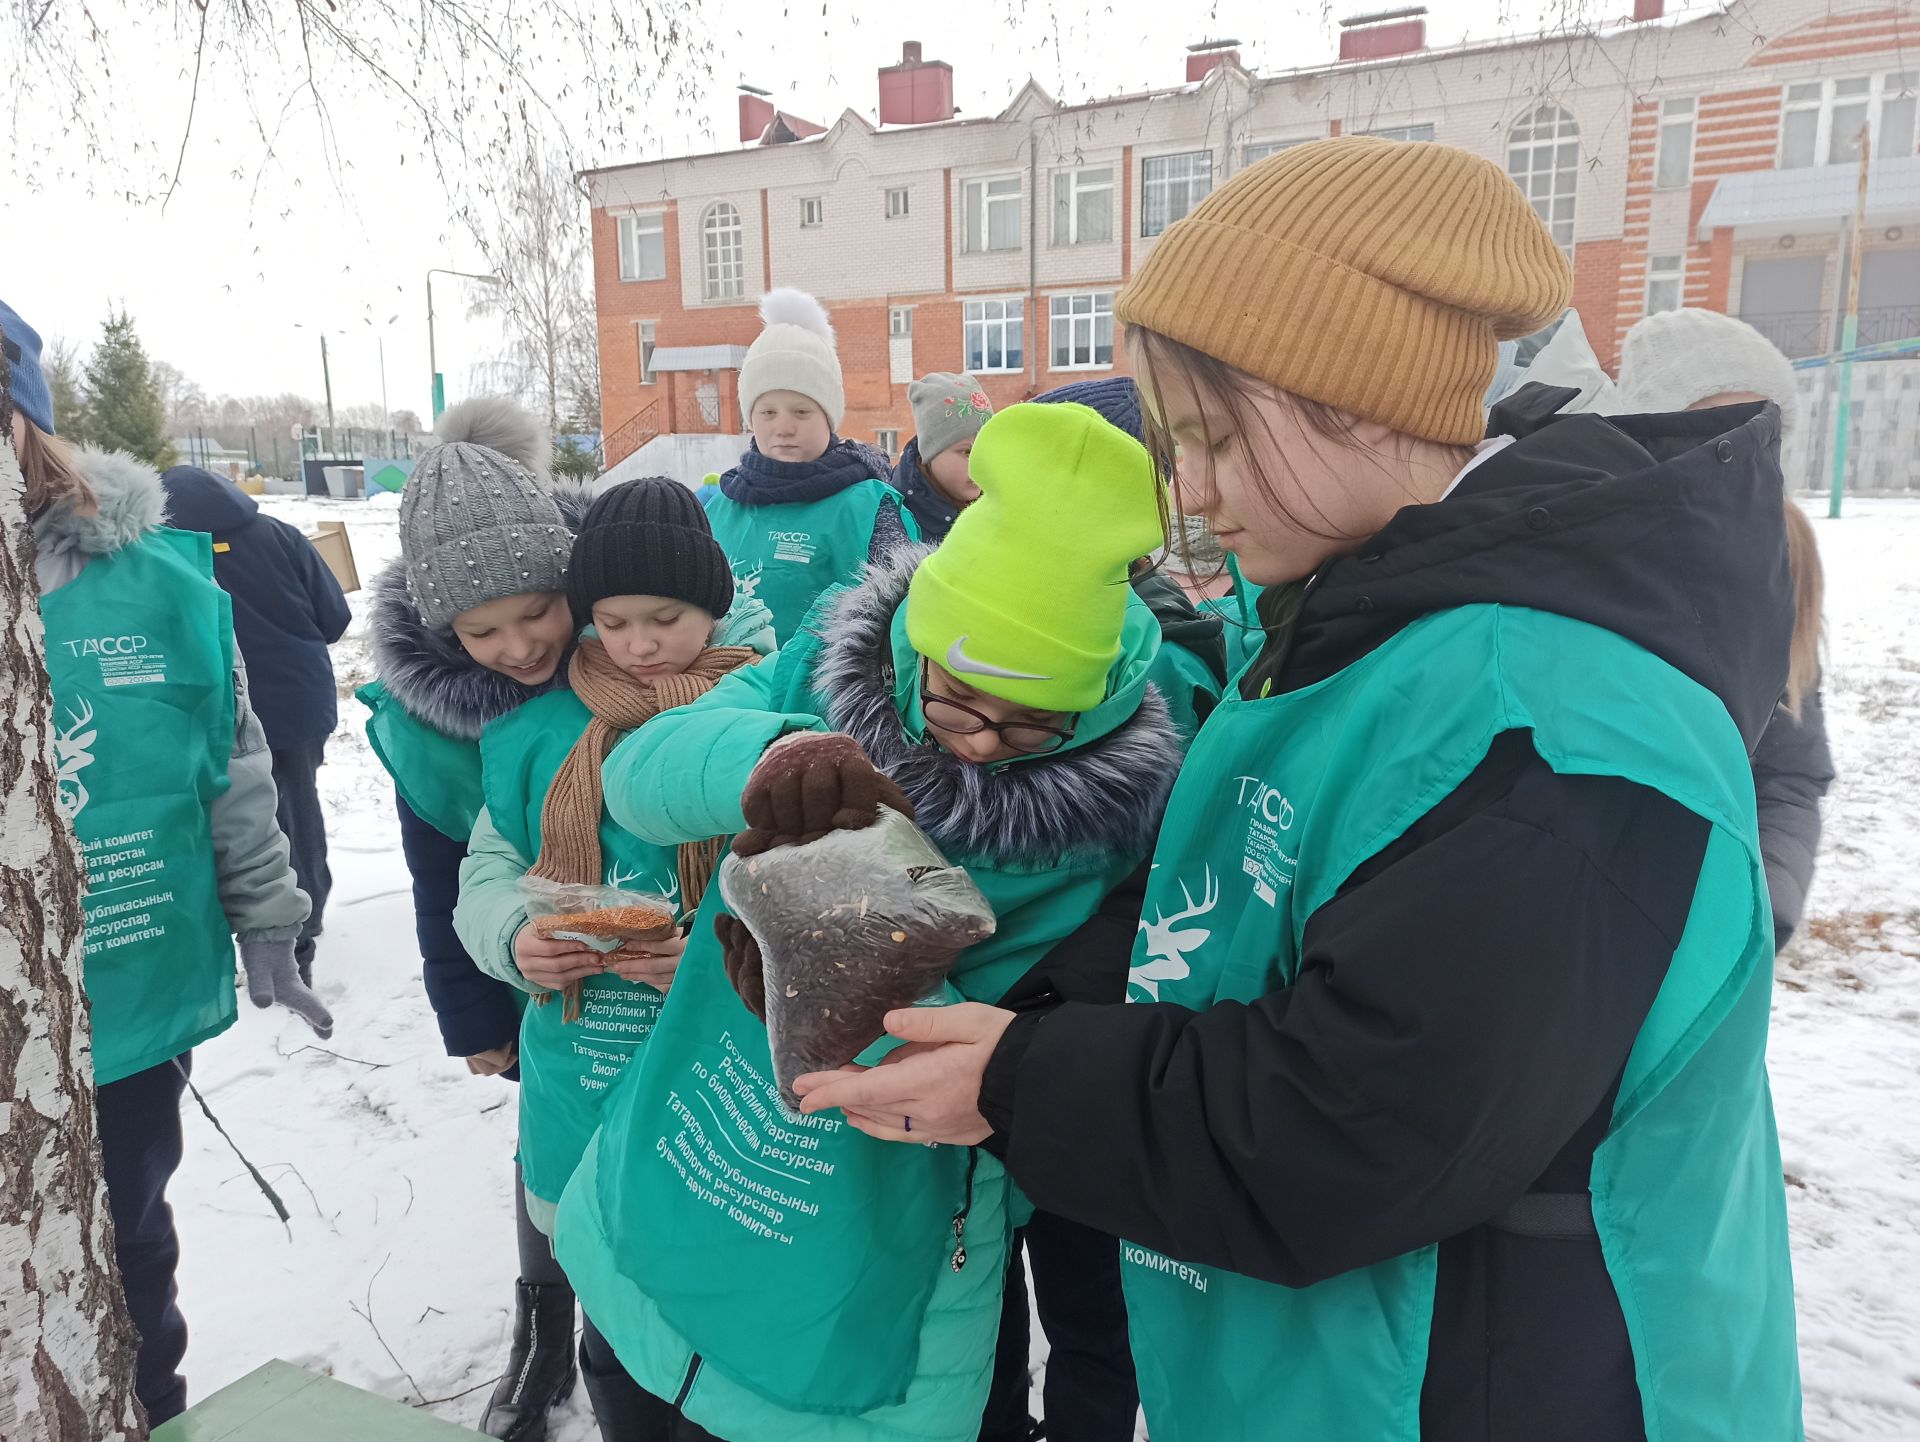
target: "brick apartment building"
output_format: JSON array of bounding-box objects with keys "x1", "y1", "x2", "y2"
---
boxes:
[{"x1": 584, "y1": 0, "x2": 1920, "y2": 471}]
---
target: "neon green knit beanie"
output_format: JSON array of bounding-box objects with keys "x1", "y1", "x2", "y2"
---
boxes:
[{"x1": 905, "y1": 402, "x2": 1165, "y2": 712}]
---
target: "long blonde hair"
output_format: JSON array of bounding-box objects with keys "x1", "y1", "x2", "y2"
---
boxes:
[
  {"x1": 1781, "y1": 500, "x2": 1823, "y2": 718},
  {"x1": 15, "y1": 416, "x2": 99, "y2": 520}
]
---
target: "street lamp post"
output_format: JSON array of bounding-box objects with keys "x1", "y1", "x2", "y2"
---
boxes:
[{"x1": 427, "y1": 267, "x2": 499, "y2": 421}]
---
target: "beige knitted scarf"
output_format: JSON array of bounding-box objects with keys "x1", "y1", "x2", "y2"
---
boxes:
[{"x1": 530, "y1": 637, "x2": 756, "y2": 1019}]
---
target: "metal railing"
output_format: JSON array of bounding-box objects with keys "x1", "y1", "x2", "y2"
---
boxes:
[
  {"x1": 598, "y1": 400, "x2": 663, "y2": 468},
  {"x1": 1739, "y1": 310, "x2": 1829, "y2": 360}
]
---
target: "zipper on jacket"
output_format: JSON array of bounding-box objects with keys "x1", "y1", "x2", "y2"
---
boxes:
[{"x1": 950, "y1": 1149, "x2": 980, "y2": 1272}]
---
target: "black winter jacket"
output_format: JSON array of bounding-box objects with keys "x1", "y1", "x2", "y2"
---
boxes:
[
  {"x1": 161, "y1": 466, "x2": 351, "y2": 749},
  {"x1": 1752, "y1": 689, "x2": 1835, "y2": 947},
  {"x1": 981, "y1": 387, "x2": 1796, "y2": 1442}
]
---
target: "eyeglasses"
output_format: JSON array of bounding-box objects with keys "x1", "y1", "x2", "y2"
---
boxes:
[{"x1": 919, "y1": 660, "x2": 1077, "y2": 756}]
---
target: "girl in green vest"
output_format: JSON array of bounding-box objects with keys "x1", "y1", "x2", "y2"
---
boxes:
[
  {"x1": 551, "y1": 401, "x2": 1186, "y2": 1442},
  {"x1": 451, "y1": 477, "x2": 774, "y2": 1434},
  {"x1": 359, "y1": 398, "x2": 593, "y2": 1442},
  {"x1": 8, "y1": 294, "x2": 325, "y2": 1426},
  {"x1": 701, "y1": 288, "x2": 913, "y2": 645},
  {"x1": 795, "y1": 137, "x2": 1805, "y2": 1442}
]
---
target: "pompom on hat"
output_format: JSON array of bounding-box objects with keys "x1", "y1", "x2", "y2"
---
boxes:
[{"x1": 1116, "y1": 136, "x2": 1572, "y2": 446}]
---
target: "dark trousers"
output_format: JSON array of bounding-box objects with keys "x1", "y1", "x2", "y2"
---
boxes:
[
  {"x1": 271, "y1": 744, "x2": 331, "y2": 976},
  {"x1": 981, "y1": 1211, "x2": 1139, "y2": 1442},
  {"x1": 97, "y1": 1053, "x2": 193, "y2": 1427},
  {"x1": 579, "y1": 1317, "x2": 721, "y2": 1442}
]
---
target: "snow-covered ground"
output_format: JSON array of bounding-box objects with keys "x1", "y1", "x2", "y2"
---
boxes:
[{"x1": 164, "y1": 494, "x2": 1920, "y2": 1439}]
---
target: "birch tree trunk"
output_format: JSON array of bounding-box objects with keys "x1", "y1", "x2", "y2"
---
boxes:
[{"x1": 0, "y1": 421, "x2": 146, "y2": 1437}]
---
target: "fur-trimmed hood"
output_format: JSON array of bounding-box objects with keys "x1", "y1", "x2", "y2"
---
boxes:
[
  {"x1": 809, "y1": 544, "x2": 1182, "y2": 868},
  {"x1": 367, "y1": 476, "x2": 595, "y2": 739},
  {"x1": 35, "y1": 446, "x2": 167, "y2": 555}
]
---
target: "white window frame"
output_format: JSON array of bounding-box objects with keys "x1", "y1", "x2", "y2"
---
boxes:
[
  {"x1": 1243, "y1": 137, "x2": 1316, "y2": 166},
  {"x1": 1506, "y1": 104, "x2": 1580, "y2": 251},
  {"x1": 702, "y1": 202, "x2": 746, "y2": 301},
  {"x1": 1141, "y1": 150, "x2": 1213, "y2": 237},
  {"x1": 1049, "y1": 292, "x2": 1116, "y2": 371},
  {"x1": 963, "y1": 298, "x2": 1024, "y2": 374},
  {"x1": 890, "y1": 305, "x2": 914, "y2": 339},
  {"x1": 1645, "y1": 256, "x2": 1684, "y2": 316},
  {"x1": 886, "y1": 187, "x2": 911, "y2": 219},
  {"x1": 1052, "y1": 165, "x2": 1115, "y2": 246},
  {"x1": 1781, "y1": 72, "x2": 1919, "y2": 169},
  {"x1": 962, "y1": 175, "x2": 1024, "y2": 254},
  {"x1": 636, "y1": 320, "x2": 658, "y2": 385},
  {"x1": 800, "y1": 196, "x2": 825, "y2": 228},
  {"x1": 618, "y1": 212, "x2": 667, "y2": 282},
  {"x1": 1655, "y1": 98, "x2": 1696, "y2": 190},
  {"x1": 1361, "y1": 122, "x2": 1437, "y2": 143},
  {"x1": 876, "y1": 428, "x2": 901, "y2": 459}
]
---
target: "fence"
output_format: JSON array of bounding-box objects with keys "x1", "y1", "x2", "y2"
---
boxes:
[
  {"x1": 1786, "y1": 356, "x2": 1920, "y2": 495},
  {"x1": 1748, "y1": 306, "x2": 1920, "y2": 361}
]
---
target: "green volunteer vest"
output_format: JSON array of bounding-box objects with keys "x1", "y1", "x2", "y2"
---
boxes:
[
  {"x1": 1122, "y1": 604, "x2": 1801, "y2": 1442},
  {"x1": 42, "y1": 529, "x2": 238, "y2": 1085},
  {"x1": 482, "y1": 692, "x2": 682, "y2": 1213},
  {"x1": 357, "y1": 680, "x2": 486, "y2": 842},
  {"x1": 1197, "y1": 556, "x2": 1265, "y2": 683},
  {"x1": 600, "y1": 877, "x2": 1059, "y2": 1416},
  {"x1": 704, "y1": 480, "x2": 906, "y2": 646}
]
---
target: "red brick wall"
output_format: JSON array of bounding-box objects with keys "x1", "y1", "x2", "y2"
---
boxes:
[{"x1": 1570, "y1": 240, "x2": 1625, "y2": 371}]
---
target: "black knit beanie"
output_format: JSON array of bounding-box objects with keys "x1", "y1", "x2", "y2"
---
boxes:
[{"x1": 566, "y1": 477, "x2": 735, "y2": 626}]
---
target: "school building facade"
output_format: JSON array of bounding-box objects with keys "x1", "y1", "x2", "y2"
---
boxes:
[{"x1": 584, "y1": 0, "x2": 1920, "y2": 469}]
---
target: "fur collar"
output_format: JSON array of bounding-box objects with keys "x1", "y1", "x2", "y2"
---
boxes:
[
  {"x1": 809, "y1": 545, "x2": 1181, "y2": 869},
  {"x1": 367, "y1": 477, "x2": 596, "y2": 740},
  {"x1": 36, "y1": 447, "x2": 167, "y2": 557}
]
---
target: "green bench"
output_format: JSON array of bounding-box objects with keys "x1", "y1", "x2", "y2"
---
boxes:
[{"x1": 151, "y1": 1360, "x2": 483, "y2": 1441}]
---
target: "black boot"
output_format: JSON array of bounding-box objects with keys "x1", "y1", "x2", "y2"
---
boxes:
[{"x1": 481, "y1": 1281, "x2": 577, "y2": 1441}]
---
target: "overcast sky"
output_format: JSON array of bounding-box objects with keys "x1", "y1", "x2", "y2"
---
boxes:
[{"x1": 3, "y1": 0, "x2": 1583, "y2": 422}]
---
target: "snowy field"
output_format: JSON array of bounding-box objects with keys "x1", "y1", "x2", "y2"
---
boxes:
[{"x1": 160, "y1": 493, "x2": 1920, "y2": 1440}]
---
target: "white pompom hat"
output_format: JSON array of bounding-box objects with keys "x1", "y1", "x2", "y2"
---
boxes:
[
  {"x1": 739, "y1": 288, "x2": 845, "y2": 429},
  {"x1": 1616, "y1": 308, "x2": 1800, "y2": 440}
]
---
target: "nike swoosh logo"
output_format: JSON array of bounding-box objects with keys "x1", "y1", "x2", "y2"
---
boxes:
[{"x1": 946, "y1": 636, "x2": 1051, "y2": 682}]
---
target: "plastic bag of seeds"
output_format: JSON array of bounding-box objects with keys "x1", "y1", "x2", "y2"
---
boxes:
[
  {"x1": 522, "y1": 877, "x2": 679, "y2": 955},
  {"x1": 717, "y1": 806, "x2": 996, "y2": 1105}
]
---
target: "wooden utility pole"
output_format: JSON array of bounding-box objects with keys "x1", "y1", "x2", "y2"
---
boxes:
[{"x1": 1828, "y1": 123, "x2": 1873, "y2": 518}]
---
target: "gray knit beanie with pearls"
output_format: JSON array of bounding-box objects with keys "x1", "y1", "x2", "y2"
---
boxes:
[{"x1": 399, "y1": 397, "x2": 572, "y2": 628}]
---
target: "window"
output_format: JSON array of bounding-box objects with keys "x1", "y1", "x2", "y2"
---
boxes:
[
  {"x1": 1362, "y1": 123, "x2": 1437, "y2": 143},
  {"x1": 963, "y1": 299, "x2": 1024, "y2": 373},
  {"x1": 1141, "y1": 151, "x2": 1213, "y2": 237},
  {"x1": 618, "y1": 212, "x2": 666, "y2": 281},
  {"x1": 1052, "y1": 166, "x2": 1115, "y2": 246},
  {"x1": 1050, "y1": 293, "x2": 1115, "y2": 370},
  {"x1": 886, "y1": 187, "x2": 911, "y2": 219},
  {"x1": 890, "y1": 306, "x2": 914, "y2": 338},
  {"x1": 1506, "y1": 105, "x2": 1579, "y2": 250},
  {"x1": 801, "y1": 196, "x2": 825, "y2": 228},
  {"x1": 702, "y1": 202, "x2": 745, "y2": 301},
  {"x1": 1645, "y1": 256, "x2": 1684, "y2": 316},
  {"x1": 1782, "y1": 73, "x2": 1919, "y2": 168},
  {"x1": 1244, "y1": 138, "x2": 1315, "y2": 165},
  {"x1": 876, "y1": 429, "x2": 901, "y2": 459},
  {"x1": 636, "y1": 321, "x2": 657, "y2": 385},
  {"x1": 1656, "y1": 99, "x2": 1695, "y2": 189},
  {"x1": 963, "y1": 175, "x2": 1023, "y2": 253}
]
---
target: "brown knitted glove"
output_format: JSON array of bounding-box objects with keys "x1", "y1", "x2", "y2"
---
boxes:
[
  {"x1": 731, "y1": 733, "x2": 915, "y2": 857},
  {"x1": 714, "y1": 914, "x2": 767, "y2": 1021}
]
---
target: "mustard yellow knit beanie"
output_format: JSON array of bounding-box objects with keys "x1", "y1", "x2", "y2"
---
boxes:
[{"x1": 1116, "y1": 137, "x2": 1572, "y2": 445}]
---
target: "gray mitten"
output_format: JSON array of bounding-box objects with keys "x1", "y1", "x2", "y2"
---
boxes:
[{"x1": 239, "y1": 940, "x2": 335, "y2": 1039}]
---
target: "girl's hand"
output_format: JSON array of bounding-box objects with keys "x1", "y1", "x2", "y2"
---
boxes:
[
  {"x1": 465, "y1": 1043, "x2": 518, "y2": 1077},
  {"x1": 792, "y1": 1003, "x2": 1016, "y2": 1146},
  {"x1": 608, "y1": 930, "x2": 687, "y2": 991},
  {"x1": 514, "y1": 927, "x2": 605, "y2": 990}
]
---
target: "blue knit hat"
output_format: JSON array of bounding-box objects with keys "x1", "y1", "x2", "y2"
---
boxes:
[
  {"x1": 0, "y1": 300, "x2": 56, "y2": 436},
  {"x1": 1033, "y1": 376, "x2": 1142, "y2": 443}
]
